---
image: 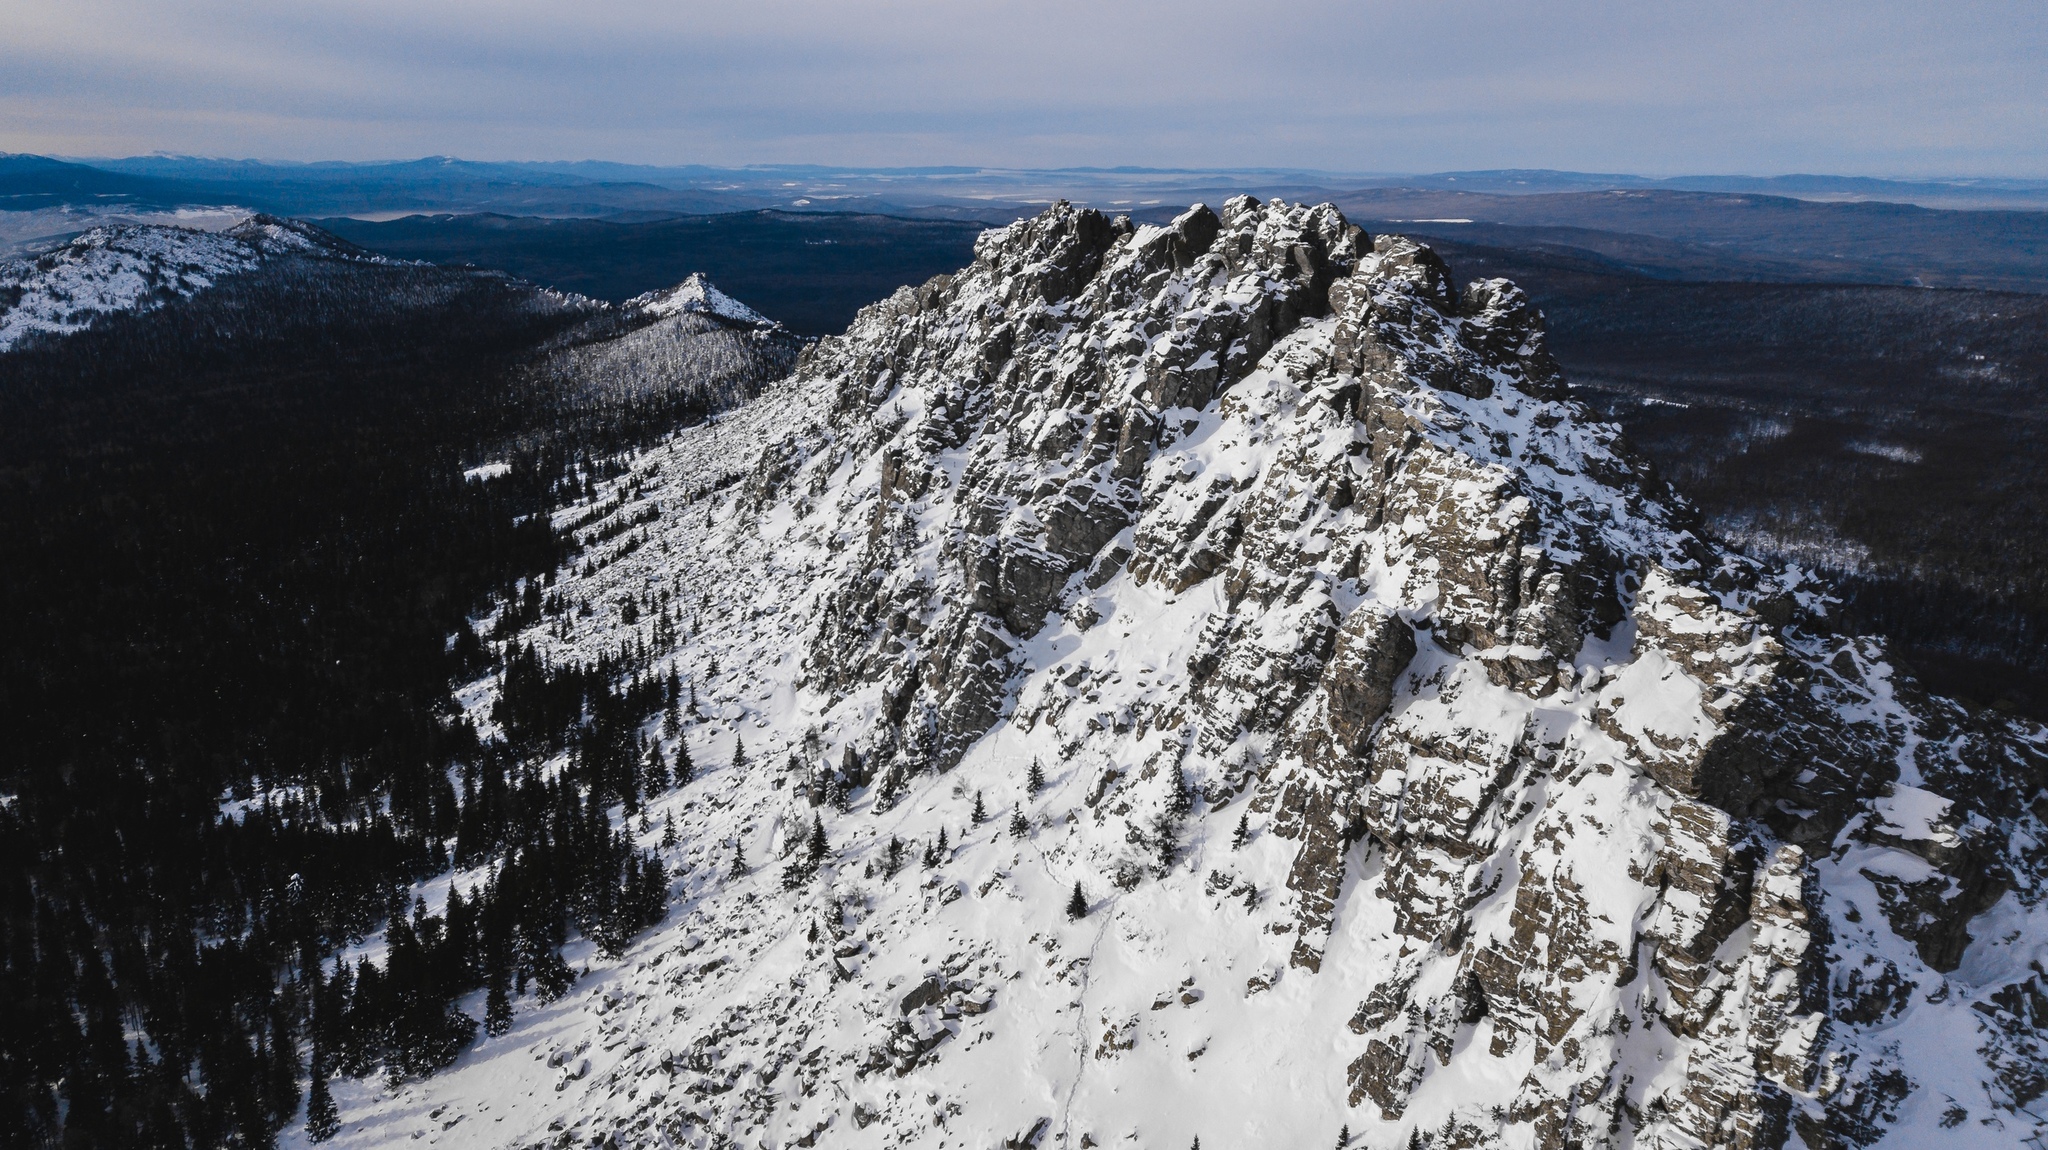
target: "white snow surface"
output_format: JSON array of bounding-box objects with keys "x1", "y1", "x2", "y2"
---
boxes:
[
  {"x1": 630, "y1": 273, "x2": 774, "y2": 328},
  {"x1": 286, "y1": 200, "x2": 2048, "y2": 1150},
  {"x1": 0, "y1": 216, "x2": 339, "y2": 351}
]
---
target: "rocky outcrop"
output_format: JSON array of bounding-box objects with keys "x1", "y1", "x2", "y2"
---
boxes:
[{"x1": 429, "y1": 197, "x2": 2048, "y2": 1150}]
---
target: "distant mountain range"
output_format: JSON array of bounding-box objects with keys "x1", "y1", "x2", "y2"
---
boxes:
[
  {"x1": 9, "y1": 153, "x2": 2048, "y2": 222},
  {"x1": 14, "y1": 152, "x2": 2048, "y2": 298}
]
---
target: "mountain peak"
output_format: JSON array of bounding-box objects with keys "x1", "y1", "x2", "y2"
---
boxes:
[
  {"x1": 0, "y1": 215, "x2": 378, "y2": 352},
  {"x1": 313, "y1": 197, "x2": 2048, "y2": 1150},
  {"x1": 629, "y1": 271, "x2": 775, "y2": 328}
]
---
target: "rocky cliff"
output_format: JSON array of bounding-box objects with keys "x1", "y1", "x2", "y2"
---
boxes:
[{"x1": 309, "y1": 198, "x2": 2048, "y2": 1150}]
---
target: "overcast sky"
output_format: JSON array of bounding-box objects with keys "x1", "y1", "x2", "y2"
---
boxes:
[{"x1": 3, "y1": 0, "x2": 2044, "y2": 176}]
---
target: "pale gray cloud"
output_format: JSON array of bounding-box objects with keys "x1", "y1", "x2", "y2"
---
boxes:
[{"x1": 2, "y1": 0, "x2": 2043, "y2": 175}]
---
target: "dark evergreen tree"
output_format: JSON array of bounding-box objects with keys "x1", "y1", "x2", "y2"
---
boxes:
[
  {"x1": 1009, "y1": 806, "x2": 1029, "y2": 839},
  {"x1": 1066, "y1": 882, "x2": 1088, "y2": 920},
  {"x1": 1153, "y1": 811, "x2": 1180, "y2": 875},
  {"x1": 877, "y1": 760, "x2": 906, "y2": 811},
  {"x1": 268, "y1": 1010, "x2": 304, "y2": 1124},
  {"x1": 661, "y1": 673, "x2": 682, "y2": 738},
  {"x1": 781, "y1": 817, "x2": 828, "y2": 890},
  {"x1": 674, "y1": 736, "x2": 695, "y2": 785},
  {"x1": 1232, "y1": 811, "x2": 1250, "y2": 850},
  {"x1": 620, "y1": 739, "x2": 645, "y2": 816},
  {"x1": 1027, "y1": 758, "x2": 1046, "y2": 793},
  {"x1": 644, "y1": 741, "x2": 671, "y2": 793},
  {"x1": 806, "y1": 815, "x2": 827, "y2": 867},
  {"x1": 305, "y1": 1054, "x2": 339, "y2": 1143},
  {"x1": 778, "y1": 852, "x2": 811, "y2": 891},
  {"x1": 971, "y1": 791, "x2": 987, "y2": 825},
  {"x1": 1336, "y1": 1124, "x2": 1350, "y2": 1148},
  {"x1": 531, "y1": 945, "x2": 574, "y2": 1004},
  {"x1": 731, "y1": 734, "x2": 747, "y2": 771},
  {"x1": 484, "y1": 966, "x2": 513, "y2": 1037}
]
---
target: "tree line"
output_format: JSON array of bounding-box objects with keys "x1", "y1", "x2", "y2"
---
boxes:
[{"x1": 0, "y1": 249, "x2": 771, "y2": 1147}]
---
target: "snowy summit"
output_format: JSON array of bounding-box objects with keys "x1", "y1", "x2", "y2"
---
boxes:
[
  {"x1": 630, "y1": 272, "x2": 775, "y2": 329},
  {"x1": 0, "y1": 215, "x2": 359, "y2": 352}
]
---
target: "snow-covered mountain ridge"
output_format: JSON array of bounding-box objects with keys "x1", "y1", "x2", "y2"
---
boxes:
[
  {"x1": 0, "y1": 216, "x2": 787, "y2": 394},
  {"x1": 319, "y1": 198, "x2": 2048, "y2": 1150},
  {"x1": 0, "y1": 214, "x2": 368, "y2": 351}
]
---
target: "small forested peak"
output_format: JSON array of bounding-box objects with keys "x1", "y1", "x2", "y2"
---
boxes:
[{"x1": 630, "y1": 271, "x2": 776, "y2": 330}]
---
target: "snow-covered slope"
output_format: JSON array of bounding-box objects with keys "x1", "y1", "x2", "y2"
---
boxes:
[
  {"x1": 0, "y1": 214, "x2": 368, "y2": 351},
  {"x1": 535, "y1": 273, "x2": 803, "y2": 418},
  {"x1": 630, "y1": 272, "x2": 776, "y2": 329},
  {"x1": 304, "y1": 199, "x2": 2048, "y2": 1150}
]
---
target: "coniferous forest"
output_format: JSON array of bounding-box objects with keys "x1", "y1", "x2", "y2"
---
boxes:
[{"x1": 0, "y1": 250, "x2": 785, "y2": 1148}]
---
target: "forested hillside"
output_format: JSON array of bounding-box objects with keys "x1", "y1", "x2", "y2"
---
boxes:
[
  {"x1": 0, "y1": 226, "x2": 796, "y2": 1148},
  {"x1": 318, "y1": 210, "x2": 987, "y2": 336}
]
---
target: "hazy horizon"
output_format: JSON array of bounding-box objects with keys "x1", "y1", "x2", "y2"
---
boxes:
[
  {"x1": 5, "y1": 1, "x2": 2045, "y2": 179},
  {"x1": 28, "y1": 156, "x2": 2048, "y2": 185}
]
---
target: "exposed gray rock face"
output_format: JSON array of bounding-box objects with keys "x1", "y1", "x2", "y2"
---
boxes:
[
  {"x1": 429, "y1": 198, "x2": 2048, "y2": 1150},
  {"x1": 804, "y1": 199, "x2": 1375, "y2": 770}
]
